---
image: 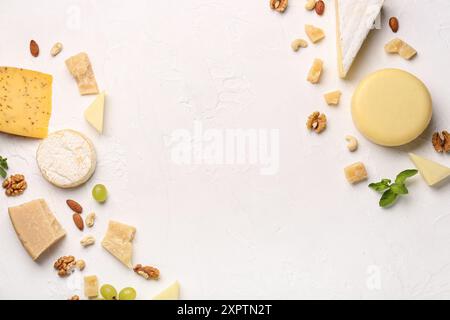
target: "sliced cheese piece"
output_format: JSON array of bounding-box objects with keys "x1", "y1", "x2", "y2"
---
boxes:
[
  {"x1": 84, "y1": 275, "x2": 99, "y2": 298},
  {"x1": 101, "y1": 221, "x2": 136, "y2": 269},
  {"x1": 305, "y1": 25, "x2": 325, "y2": 44},
  {"x1": 324, "y1": 90, "x2": 342, "y2": 106},
  {"x1": 36, "y1": 129, "x2": 97, "y2": 188},
  {"x1": 153, "y1": 281, "x2": 180, "y2": 300},
  {"x1": 409, "y1": 153, "x2": 450, "y2": 186},
  {"x1": 65, "y1": 53, "x2": 99, "y2": 95},
  {"x1": 335, "y1": 0, "x2": 384, "y2": 78},
  {"x1": 84, "y1": 92, "x2": 105, "y2": 134},
  {"x1": 352, "y1": 69, "x2": 432, "y2": 147},
  {"x1": 8, "y1": 199, "x2": 66, "y2": 260},
  {"x1": 0, "y1": 67, "x2": 53, "y2": 138},
  {"x1": 307, "y1": 59, "x2": 324, "y2": 84},
  {"x1": 344, "y1": 162, "x2": 368, "y2": 184}
]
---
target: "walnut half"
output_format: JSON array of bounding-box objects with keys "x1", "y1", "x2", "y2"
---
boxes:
[
  {"x1": 270, "y1": 0, "x2": 288, "y2": 13},
  {"x1": 133, "y1": 264, "x2": 160, "y2": 280},
  {"x1": 432, "y1": 131, "x2": 450, "y2": 153},
  {"x1": 306, "y1": 112, "x2": 327, "y2": 134}
]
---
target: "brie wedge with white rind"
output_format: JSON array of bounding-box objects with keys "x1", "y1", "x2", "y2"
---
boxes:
[
  {"x1": 335, "y1": 0, "x2": 384, "y2": 78},
  {"x1": 36, "y1": 129, "x2": 97, "y2": 188},
  {"x1": 409, "y1": 153, "x2": 450, "y2": 187},
  {"x1": 153, "y1": 281, "x2": 180, "y2": 300},
  {"x1": 101, "y1": 221, "x2": 136, "y2": 269}
]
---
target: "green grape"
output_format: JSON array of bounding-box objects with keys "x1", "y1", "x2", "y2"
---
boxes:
[
  {"x1": 100, "y1": 284, "x2": 117, "y2": 300},
  {"x1": 119, "y1": 287, "x2": 136, "y2": 300},
  {"x1": 92, "y1": 184, "x2": 108, "y2": 203}
]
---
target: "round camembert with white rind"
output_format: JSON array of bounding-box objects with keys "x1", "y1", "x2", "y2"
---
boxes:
[
  {"x1": 352, "y1": 69, "x2": 432, "y2": 147},
  {"x1": 36, "y1": 129, "x2": 97, "y2": 188}
]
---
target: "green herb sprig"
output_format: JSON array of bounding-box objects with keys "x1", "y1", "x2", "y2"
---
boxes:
[
  {"x1": 369, "y1": 169, "x2": 418, "y2": 208},
  {"x1": 0, "y1": 156, "x2": 8, "y2": 179}
]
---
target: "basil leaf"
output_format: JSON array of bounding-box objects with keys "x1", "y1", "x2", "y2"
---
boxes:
[
  {"x1": 395, "y1": 169, "x2": 418, "y2": 184},
  {"x1": 369, "y1": 181, "x2": 391, "y2": 192},
  {"x1": 379, "y1": 189, "x2": 399, "y2": 208},
  {"x1": 0, "y1": 157, "x2": 7, "y2": 170},
  {"x1": 390, "y1": 183, "x2": 409, "y2": 195},
  {"x1": 0, "y1": 167, "x2": 6, "y2": 179}
]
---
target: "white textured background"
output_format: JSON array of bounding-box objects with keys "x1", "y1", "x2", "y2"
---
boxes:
[{"x1": 0, "y1": 0, "x2": 450, "y2": 300}]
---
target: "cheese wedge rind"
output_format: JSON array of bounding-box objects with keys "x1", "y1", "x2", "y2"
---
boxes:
[
  {"x1": 8, "y1": 199, "x2": 66, "y2": 260},
  {"x1": 409, "y1": 153, "x2": 450, "y2": 186},
  {"x1": 335, "y1": 0, "x2": 384, "y2": 78},
  {"x1": 153, "y1": 281, "x2": 180, "y2": 300}
]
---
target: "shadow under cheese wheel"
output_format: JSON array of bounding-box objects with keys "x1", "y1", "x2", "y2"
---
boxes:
[{"x1": 352, "y1": 69, "x2": 432, "y2": 147}]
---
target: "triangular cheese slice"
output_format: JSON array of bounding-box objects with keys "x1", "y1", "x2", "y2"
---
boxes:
[
  {"x1": 409, "y1": 153, "x2": 450, "y2": 186},
  {"x1": 101, "y1": 220, "x2": 136, "y2": 269},
  {"x1": 84, "y1": 92, "x2": 105, "y2": 133},
  {"x1": 335, "y1": 0, "x2": 384, "y2": 78},
  {"x1": 153, "y1": 281, "x2": 180, "y2": 300}
]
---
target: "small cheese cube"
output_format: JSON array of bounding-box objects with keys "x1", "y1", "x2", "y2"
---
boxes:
[
  {"x1": 344, "y1": 162, "x2": 368, "y2": 184},
  {"x1": 84, "y1": 275, "x2": 99, "y2": 298},
  {"x1": 398, "y1": 43, "x2": 417, "y2": 60},
  {"x1": 324, "y1": 90, "x2": 342, "y2": 106},
  {"x1": 384, "y1": 38, "x2": 417, "y2": 60},
  {"x1": 305, "y1": 25, "x2": 325, "y2": 44},
  {"x1": 307, "y1": 59, "x2": 324, "y2": 84}
]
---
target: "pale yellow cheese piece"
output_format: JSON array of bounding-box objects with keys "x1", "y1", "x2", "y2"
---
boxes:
[
  {"x1": 0, "y1": 67, "x2": 52, "y2": 138},
  {"x1": 385, "y1": 38, "x2": 417, "y2": 60},
  {"x1": 305, "y1": 25, "x2": 325, "y2": 44},
  {"x1": 324, "y1": 90, "x2": 342, "y2": 106},
  {"x1": 344, "y1": 162, "x2": 368, "y2": 184},
  {"x1": 307, "y1": 59, "x2": 324, "y2": 84},
  {"x1": 84, "y1": 92, "x2": 105, "y2": 133},
  {"x1": 409, "y1": 153, "x2": 450, "y2": 186},
  {"x1": 153, "y1": 281, "x2": 180, "y2": 300},
  {"x1": 352, "y1": 69, "x2": 432, "y2": 147},
  {"x1": 8, "y1": 199, "x2": 66, "y2": 260},
  {"x1": 84, "y1": 275, "x2": 99, "y2": 298},
  {"x1": 65, "y1": 53, "x2": 99, "y2": 95},
  {"x1": 101, "y1": 220, "x2": 136, "y2": 268}
]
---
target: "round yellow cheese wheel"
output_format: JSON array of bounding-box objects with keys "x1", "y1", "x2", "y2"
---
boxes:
[{"x1": 352, "y1": 69, "x2": 432, "y2": 147}]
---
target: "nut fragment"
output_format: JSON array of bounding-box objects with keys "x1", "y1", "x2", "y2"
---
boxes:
[
  {"x1": 389, "y1": 17, "x2": 399, "y2": 33},
  {"x1": 2, "y1": 174, "x2": 27, "y2": 197},
  {"x1": 270, "y1": 0, "x2": 288, "y2": 13},
  {"x1": 133, "y1": 264, "x2": 160, "y2": 280},
  {"x1": 385, "y1": 38, "x2": 417, "y2": 60},
  {"x1": 30, "y1": 40, "x2": 39, "y2": 57},
  {"x1": 67, "y1": 199, "x2": 83, "y2": 213},
  {"x1": 346, "y1": 135, "x2": 359, "y2": 152},
  {"x1": 54, "y1": 256, "x2": 76, "y2": 277},
  {"x1": 80, "y1": 235, "x2": 95, "y2": 247},
  {"x1": 291, "y1": 38, "x2": 308, "y2": 52},
  {"x1": 69, "y1": 295, "x2": 80, "y2": 300},
  {"x1": 73, "y1": 213, "x2": 84, "y2": 231},
  {"x1": 315, "y1": 0, "x2": 325, "y2": 15},
  {"x1": 306, "y1": 112, "x2": 327, "y2": 134},
  {"x1": 307, "y1": 58, "x2": 324, "y2": 84},
  {"x1": 305, "y1": 25, "x2": 325, "y2": 43},
  {"x1": 85, "y1": 212, "x2": 96, "y2": 228},
  {"x1": 50, "y1": 42, "x2": 63, "y2": 57},
  {"x1": 76, "y1": 259, "x2": 86, "y2": 271},
  {"x1": 305, "y1": 0, "x2": 316, "y2": 11},
  {"x1": 432, "y1": 131, "x2": 450, "y2": 153}
]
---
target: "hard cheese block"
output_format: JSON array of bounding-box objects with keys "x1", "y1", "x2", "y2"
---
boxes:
[
  {"x1": 84, "y1": 275, "x2": 99, "y2": 298},
  {"x1": 65, "y1": 53, "x2": 99, "y2": 95},
  {"x1": 335, "y1": 0, "x2": 384, "y2": 78},
  {"x1": 0, "y1": 67, "x2": 53, "y2": 138},
  {"x1": 409, "y1": 153, "x2": 450, "y2": 186},
  {"x1": 84, "y1": 92, "x2": 105, "y2": 133},
  {"x1": 8, "y1": 199, "x2": 66, "y2": 260},
  {"x1": 352, "y1": 69, "x2": 432, "y2": 146},
  {"x1": 154, "y1": 281, "x2": 180, "y2": 300},
  {"x1": 101, "y1": 220, "x2": 136, "y2": 268}
]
